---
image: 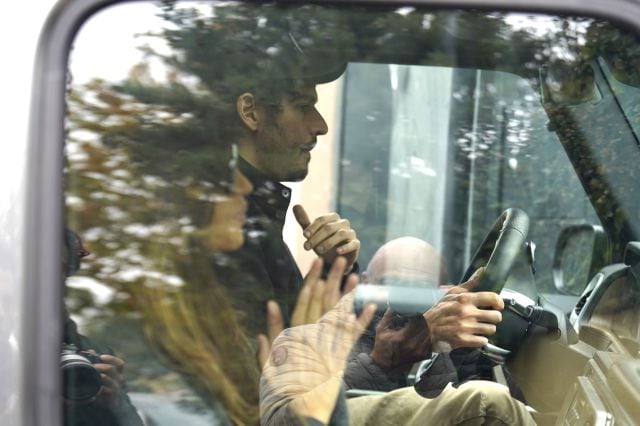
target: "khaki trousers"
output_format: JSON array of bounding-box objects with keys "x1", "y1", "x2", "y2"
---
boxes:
[{"x1": 346, "y1": 381, "x2": 536, "y2": 425}]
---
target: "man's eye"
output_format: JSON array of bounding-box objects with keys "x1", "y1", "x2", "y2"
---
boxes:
[{"x1": 297, "y1": 104, "x2": 312, "y2": 112}]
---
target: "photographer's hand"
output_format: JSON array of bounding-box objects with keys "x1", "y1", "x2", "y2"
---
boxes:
[{"x1": 91, "y1": 352, "x2": 125, "y2": 409}]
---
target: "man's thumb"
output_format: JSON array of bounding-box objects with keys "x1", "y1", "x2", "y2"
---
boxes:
[
  {"x1": 459, "y1": 267, "x2": 485, "y2": 291},
  {"x1": 293, "y1": 204, "x2": 311, "y2": 229}
]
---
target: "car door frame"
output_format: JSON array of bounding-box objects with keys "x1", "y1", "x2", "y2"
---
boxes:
[{"x1": 22, "y1": 0, "x2": 640, "y2": 425}]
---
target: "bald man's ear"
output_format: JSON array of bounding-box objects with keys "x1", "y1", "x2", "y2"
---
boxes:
[
  {"x1": 237, "y1": 92, "x2": 259, "y2": 131},
  {"x1": 361, "y1": 271, "x2": 368, "y2": 283}
]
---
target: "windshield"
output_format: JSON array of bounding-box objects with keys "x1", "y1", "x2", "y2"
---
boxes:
[
  {"x1": 62, "y1": 2, "x2": 640, "y2": 424},
  {"x1": 338, "y1": 63, "x2": 601, "y2": 294}
]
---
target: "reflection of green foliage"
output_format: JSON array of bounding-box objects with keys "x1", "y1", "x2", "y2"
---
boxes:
[
  {"x1": 584, "y1": 21, "x2": 640, "y2": 86},
  {"x1": 65, "y1": 287, "x2": 97, "y2": 313}
]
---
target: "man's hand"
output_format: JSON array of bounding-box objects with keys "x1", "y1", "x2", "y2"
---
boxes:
[
  {"x1": 424, "y1": 268, "x2": 504, "y2": 352},
  {"x1": 369, "y1": 309, "x2": 432, "y2": 370},
  {"x1": 257, "y1": 257, "x2": 358, "y2": 368},
  {"x1": 293, "y1": 205, "x2": 360, "y2": 273}
]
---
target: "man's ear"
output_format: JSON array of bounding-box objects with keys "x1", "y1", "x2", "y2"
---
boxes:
[
  {"x1": 236, "y1": 92, "x2": 259, "y2": 131},
  {"x1": 361, "y1": 271, "x2": 368, "y2": 283}
]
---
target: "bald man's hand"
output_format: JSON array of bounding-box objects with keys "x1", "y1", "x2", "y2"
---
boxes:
[
  {"x1": 424, "y1": 268, "x2": 504, "y2": 352},
  {"x1": 293, "y1": 205, "x2": 360, "y2": 273},
  {"x1": 370, "y1": 309, "x2": 432, "y2": 370}
]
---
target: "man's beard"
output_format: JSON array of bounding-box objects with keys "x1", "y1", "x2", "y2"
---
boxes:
[
  {"x1": 256, "y1": 146, "x2": 310, "y2": 182},
  {"x1": 280, "y1": 167, "x2": 309, "y2": 182},
  {"x1": 255, "y1": 122, "x2": 312, "y2": 182}
]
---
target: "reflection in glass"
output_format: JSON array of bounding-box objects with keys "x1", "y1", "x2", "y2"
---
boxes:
[{"x1": 64, "y1": 1, "x2": 640, "y2": 423}]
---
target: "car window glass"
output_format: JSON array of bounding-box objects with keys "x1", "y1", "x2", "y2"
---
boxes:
[{"x1": 63, "y1": 1, "x2": 640, "y2": 423}]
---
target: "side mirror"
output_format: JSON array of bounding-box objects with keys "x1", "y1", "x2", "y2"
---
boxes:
[{"x1": 552, "y1": 224, "x2": 611, "y2": 295}]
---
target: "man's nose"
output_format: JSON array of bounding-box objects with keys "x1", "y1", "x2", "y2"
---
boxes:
[{"x1": 311, "y1": 108, "x2": 329, "y2": 136}]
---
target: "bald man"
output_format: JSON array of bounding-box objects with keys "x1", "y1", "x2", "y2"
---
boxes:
[
  {"x1": 344, "y1": 237, "x2": 452, "y2": 391},
  {"x1": 362, "y1": 237, "x2": 448, "y2": 289}
]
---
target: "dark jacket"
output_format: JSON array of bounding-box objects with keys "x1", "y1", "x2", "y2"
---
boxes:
[{"x1": 215, "y1": 158, "x2": 303, "y2": 336}]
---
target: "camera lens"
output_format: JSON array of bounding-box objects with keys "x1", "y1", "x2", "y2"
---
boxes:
[{"x1": 61, "y1": 353, "x2": 102, "y2": 401}]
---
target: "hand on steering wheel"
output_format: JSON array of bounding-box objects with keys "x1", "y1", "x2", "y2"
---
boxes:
[{"x1": 459, "y1": 208, "x2": 530, "y2": 359}]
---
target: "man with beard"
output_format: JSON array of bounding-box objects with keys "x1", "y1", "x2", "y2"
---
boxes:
[{"x1": 226, "y1": 54, "x2": 361, "y2": 341}]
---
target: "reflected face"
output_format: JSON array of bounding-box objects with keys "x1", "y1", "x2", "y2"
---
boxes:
[
  {"x1": 254, "y1": 84, "x2": 328, "y2": 182},
  {"x1": 207, "y1": 168, "x2": 253, "y2": 252},
  {"x1": 63, "y1": 230, "x2": 91, "y2": 278}
]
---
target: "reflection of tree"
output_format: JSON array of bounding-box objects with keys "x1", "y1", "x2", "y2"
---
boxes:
[
  {"x1": 65, "y1": 77, "x2": 197, "y2": 394},
  {"x1": 584, "y1": 21, "x2": 640, "y2": 86}
]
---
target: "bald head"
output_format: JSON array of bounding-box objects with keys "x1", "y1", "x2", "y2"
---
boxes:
[{"x1": 364, "y1": 237, "x2": 448, "y2": 288}]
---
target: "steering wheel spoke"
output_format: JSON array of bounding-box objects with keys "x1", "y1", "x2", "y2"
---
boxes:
[{"x1": 461, "y1": 208, "x2": 530, "y2": 294}]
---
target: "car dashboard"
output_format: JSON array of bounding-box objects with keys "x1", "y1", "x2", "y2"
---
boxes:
[{"x1": 510, "y1": 243, "x2": 640, "y2": 424}]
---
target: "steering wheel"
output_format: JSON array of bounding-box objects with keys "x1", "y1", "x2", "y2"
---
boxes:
[
  {"x1": 460, "y1": 208, "x2": 530, "y2": 294},
  {"x1": 458, "y1": 208, "x2": 534, "y2": 358}
]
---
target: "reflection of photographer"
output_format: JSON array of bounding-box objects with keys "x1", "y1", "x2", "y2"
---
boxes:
[{"x1": 63, "y1": 230, "x2": 143, "y2": 426}]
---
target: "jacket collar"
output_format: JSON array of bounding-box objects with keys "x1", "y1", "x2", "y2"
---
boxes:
[{"x1": 239, "y1": 157, "x2": 292, "y2": 225}]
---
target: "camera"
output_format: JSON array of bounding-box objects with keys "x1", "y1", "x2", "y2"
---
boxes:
[
  {"x1": 61, "y1": 344, "x2": 103, "y2": 402},
  {"x1": 354, "y1": 284, "x2": 445, "y2": 316}
]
